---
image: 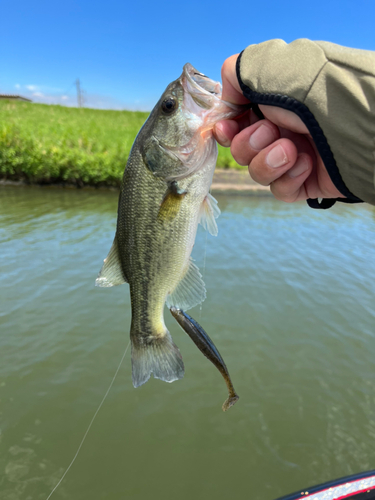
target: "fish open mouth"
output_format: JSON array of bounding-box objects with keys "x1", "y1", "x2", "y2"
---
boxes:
[
  {"x1": 160, "y1": 63, "x2": 244, "y2": 181},
  {"x1": 182, "y1": 63, "x2": 223, "y2": 109},
  {"x1": 184, "y1": 63, "x2": 222, "y2": 95}
]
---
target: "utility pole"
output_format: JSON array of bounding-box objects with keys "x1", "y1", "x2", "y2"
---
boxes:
[{"x1": 76, "y1": 78, "x2": 83, "y2": 108}]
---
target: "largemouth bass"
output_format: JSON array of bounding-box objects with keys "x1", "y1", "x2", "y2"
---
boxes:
[{"x1": 96, "y1": 63, "x2": 241, "y2": 396}]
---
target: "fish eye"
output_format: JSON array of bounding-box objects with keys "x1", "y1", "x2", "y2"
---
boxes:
[{"x1": 161, "y1": 97, "x2": 178, "y2": 114}]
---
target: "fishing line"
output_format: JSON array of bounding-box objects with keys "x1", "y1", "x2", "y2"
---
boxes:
[{"x1": 45, "y1": 340, "x2": 130, "y2": 500}]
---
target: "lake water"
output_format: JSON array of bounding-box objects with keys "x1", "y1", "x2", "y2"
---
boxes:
[{"x1": 1, "y1": 185, "x2": 375, "y2": 500}]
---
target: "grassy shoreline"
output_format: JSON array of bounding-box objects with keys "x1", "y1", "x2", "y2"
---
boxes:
[{"x1": 0, "y1": 101, "x2": 245, "y2": 187}]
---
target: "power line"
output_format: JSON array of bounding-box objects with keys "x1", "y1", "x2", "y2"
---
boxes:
[{"x1": 62, "y1": 81, "x2": 75, "y2": 97}]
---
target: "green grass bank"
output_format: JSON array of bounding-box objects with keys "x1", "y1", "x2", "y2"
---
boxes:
[{"x1": 0, "y1": 101, "x2": 243, "y2": 187}]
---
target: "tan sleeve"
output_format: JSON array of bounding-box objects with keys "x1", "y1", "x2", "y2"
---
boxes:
[{"x1": 237, "y1": 39, "x2": 375, "y2": 208}]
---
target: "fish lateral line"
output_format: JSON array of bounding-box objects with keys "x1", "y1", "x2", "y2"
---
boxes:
[{"x1": 169, "y1": 307, "x2": 239, "y2": 412}]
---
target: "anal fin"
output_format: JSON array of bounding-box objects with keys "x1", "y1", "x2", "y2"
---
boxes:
[{"x1": 166, "y1": 258, "x2": 206, "y2": 311}]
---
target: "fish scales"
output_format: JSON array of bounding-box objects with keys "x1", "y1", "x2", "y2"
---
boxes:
[{"x1": 121, "y1": 149, "x2": 203, "y2": 335}]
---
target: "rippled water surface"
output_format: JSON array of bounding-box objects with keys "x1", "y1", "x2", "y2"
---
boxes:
[{"x1": 1, "y1": 185, "x2": 375, "y2": 500}]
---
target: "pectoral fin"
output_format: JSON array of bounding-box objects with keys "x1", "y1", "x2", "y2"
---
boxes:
[{"x1": 198, "y1": 193, "x2": 220, "y2": 236}]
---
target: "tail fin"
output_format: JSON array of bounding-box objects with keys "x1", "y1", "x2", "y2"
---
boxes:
[{"x1": 131, "y1": 330, "x2": 184, "y2": 388}]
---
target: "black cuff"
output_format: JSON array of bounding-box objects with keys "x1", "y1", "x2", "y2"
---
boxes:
[{"x1": 236, "y1": 51, "x2": 363, "y2": 210}]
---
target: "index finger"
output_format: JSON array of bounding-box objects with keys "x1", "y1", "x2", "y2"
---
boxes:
[{"x1": 221, "y1": 54, "x2": 250, "y2": 105}]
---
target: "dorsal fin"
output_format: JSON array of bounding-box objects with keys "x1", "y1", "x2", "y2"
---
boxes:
[
  {"x1": 166, "y1": 258, "x2": 206, "y2": 311},
  {"x1": 198, "y1": 193, "x2": 220, "y2": 236},
  {"x1": 95, "y1": 235, "x2": 128, "y2": 287}
]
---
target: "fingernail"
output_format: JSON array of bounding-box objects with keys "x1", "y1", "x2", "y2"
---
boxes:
[
  {"x1": 266, "y1": 145, "x2": 288, "y2": 168},
  {"x1": 288, "y1": 155, "x2": 310, "y2": 178},
  {"x1": 249, "y1": 124, "x2": 275, "y2": 150}
]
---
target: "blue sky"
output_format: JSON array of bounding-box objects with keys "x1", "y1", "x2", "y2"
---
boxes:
[{"x1": 1, "y1": 0, "x2": 374, "y2": 111}]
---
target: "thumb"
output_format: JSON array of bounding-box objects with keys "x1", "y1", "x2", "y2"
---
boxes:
[{"x1": 221, "y1": 54, "x2": 249, "y2": 105}]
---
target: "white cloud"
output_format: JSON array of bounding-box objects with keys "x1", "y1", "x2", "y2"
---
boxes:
[{"x1": 7, "y1": 83, "x2": 151, "y2": 111}]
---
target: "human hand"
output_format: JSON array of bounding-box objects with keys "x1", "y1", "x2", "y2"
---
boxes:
[{"x1": 214, "y1": 54, "x2": 344, "y2": 203}]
